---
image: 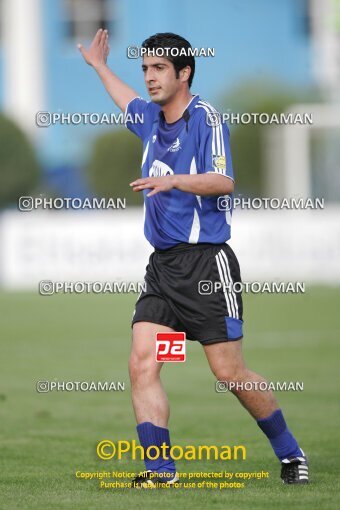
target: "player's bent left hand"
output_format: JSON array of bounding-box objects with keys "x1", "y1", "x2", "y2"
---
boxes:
[{"x1": 130, "y1": 176, "x2": 175, "y2": 197}]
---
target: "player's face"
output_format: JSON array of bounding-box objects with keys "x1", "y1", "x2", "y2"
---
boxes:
[{"x1": 142, "y1": 56, "x2": 181, "y2": 105}]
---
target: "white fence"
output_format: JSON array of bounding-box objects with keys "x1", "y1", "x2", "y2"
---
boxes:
[{"x1": 0, "y1": 207, "x2": 339, "y2": 289}]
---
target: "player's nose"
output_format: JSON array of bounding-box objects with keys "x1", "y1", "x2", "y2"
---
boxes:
[{"x1": 144, "y1": 68, "x2": 156, "y2": 82}]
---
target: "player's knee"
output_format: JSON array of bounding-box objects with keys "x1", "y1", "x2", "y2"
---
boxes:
[
  {"x1": 212, "y1": 365, "x2": 245, "y2": 386},
  {"x1": 128, "y1": 351, "x2": 158, "y2": 384}
]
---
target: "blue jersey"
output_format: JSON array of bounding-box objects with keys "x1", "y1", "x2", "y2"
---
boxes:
[{"x1": 125, "y1": 94, "x2": 234, "y2": 250}]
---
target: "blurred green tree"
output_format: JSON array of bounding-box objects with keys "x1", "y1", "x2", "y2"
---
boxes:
[
  {"x1": 87, "y1": 129, "x2": 143, "y2": 205},
  {"x1": 0, "y1": 115, "x2": 40, "y2": 209},
  {"x1": 220, "y1": 79, "x2": 319, "y2": 196}
]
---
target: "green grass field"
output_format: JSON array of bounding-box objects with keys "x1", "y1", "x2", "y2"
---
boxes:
[{"x1": 0, "y1": 288, "x2": 339, "y2": 509}]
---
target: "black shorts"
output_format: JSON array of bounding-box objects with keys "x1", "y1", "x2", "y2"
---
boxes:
[{"x1": 132, "y1": 242, "x2": 243, "y2": 345}]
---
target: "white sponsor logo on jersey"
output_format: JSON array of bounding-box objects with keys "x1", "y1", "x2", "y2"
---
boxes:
[{"x1": 149, "y1": 159, "x2": 174, "y2": 177}]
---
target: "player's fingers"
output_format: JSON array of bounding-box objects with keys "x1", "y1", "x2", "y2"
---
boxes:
[
  {"x1": 132, "y1": 184, "x2": 153, "y2": 192},
  {"x1": 99, "y1": 29, "x2": 107, "y2": 48},
  {"x1": 132, "y1": 185, "x2": 147, "y2": 191},
  {"x1": 77, "y1": 44, "x2": 87, "y2": 59},
  {"x1": 147, "y1": 188, "x2": 160, "y2": 197},
  {"x1": 130, "y1": 179, "x2": 148, "y2": 186},
  {"x1": 93, "y1": 28, "x2": 103, "y2": 45}
]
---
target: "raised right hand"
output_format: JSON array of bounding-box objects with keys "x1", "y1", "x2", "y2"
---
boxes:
[{"x1": 78, "y1": 28, "x2": 110, "y2": 68}]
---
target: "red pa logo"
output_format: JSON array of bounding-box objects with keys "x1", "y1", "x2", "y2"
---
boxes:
[{"x1": 156, "y1": 332, "x2": 186, "y2": 362}]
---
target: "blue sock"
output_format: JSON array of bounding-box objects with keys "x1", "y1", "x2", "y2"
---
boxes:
[
  {"x1": 136, "y1": 422, "x2": 176, "y2": 478},
  {"x1": 257, "y1": 409, "x2": 303, "y2": 461}
]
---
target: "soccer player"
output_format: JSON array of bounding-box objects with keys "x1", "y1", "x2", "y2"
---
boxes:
[{"x1": 78, "y1": 30, "x2": 309, "y2": 486}]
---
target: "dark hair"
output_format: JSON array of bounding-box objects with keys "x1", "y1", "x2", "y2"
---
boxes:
[{"x1": 141, "y1": 32, "x2": 195, "y2": 88}]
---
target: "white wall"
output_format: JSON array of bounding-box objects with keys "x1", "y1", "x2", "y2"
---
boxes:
[
  {"x1": 0, "y1": 207, "x2": 339, "y2": 289},
  {"x1": 2, "y1": 0, "x2": 45, "y2": 137}
]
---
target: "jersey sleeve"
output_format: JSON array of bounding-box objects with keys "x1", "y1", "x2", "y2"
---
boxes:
[
  {"x1": 124, "y1": 97, "x2": 160, "y2": 141},
  {"x1": 197, "y1": 115, "x2": 234, "y2": 181}
]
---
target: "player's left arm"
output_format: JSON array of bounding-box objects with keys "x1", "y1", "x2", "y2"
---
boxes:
[{"x1": 130, "y1": 173, "x2": 233, "y2": 197}]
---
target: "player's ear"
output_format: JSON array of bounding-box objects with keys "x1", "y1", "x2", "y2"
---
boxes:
[{"x1": 179, "y1": 66, "x2": 191, "y2": 84}]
